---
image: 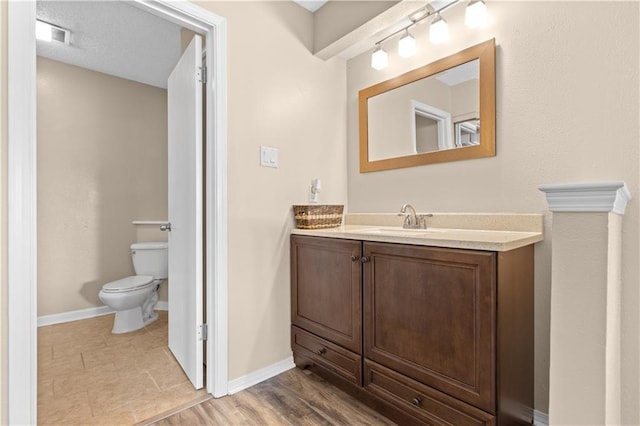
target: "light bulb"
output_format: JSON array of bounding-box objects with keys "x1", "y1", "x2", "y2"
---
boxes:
[
  {"x1": 429, "y1": 14, "x2": 449, "y2": 44},
  {"x1": 36, "y1": 20, "x2": 52, "y2": 42},
  {"x1": 371, "y1": 45, "x2": 388, "y2": 70},
  {"x1": 465, "y1": 0, "x2": 488, "y2": 28},
  {"x1": 398, "y1": 30, "x2": 417, "y2": 58}
]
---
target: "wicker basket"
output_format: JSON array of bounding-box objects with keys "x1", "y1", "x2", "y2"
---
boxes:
[{"x1": 293, "y1": 204, "x2": 344, "y2": 229}]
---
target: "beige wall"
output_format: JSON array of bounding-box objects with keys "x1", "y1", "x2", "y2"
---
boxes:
[
  {"x1": 180, "y1": 28, "x2": 201, "y2": 54},
  {"x1": 0, "y1": 1, "x2": 7, "y2": 422},
  {"x1": 37, "y1": 57, "x2": 168, "y2": 316},
  {"x1": 347, "y1": 1, "x2": 639, "y2": 420},
  {"x1": 195, "y1": 1, "x2": 348, "y2": 380}
]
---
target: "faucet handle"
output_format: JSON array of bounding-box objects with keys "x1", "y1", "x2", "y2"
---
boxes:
[
  {"x1": 397, "y1": 213, "x2": 411, "y2": 226},
  {"x1": 416, "y1": 214, "x2": 433, "y2": 228}
]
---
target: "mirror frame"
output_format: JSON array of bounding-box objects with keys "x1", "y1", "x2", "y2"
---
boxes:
[{"x1": 359, "y1": 38, "x2": 495, "y2": 173}]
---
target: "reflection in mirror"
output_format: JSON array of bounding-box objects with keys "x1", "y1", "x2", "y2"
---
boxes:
[
  {"x1": 359, "y1": 39, "x2": 495, "y2": 173},
  {"x1": 455, "y1": 119, "x2": 480, "y2": 147},
  {"x1": 368, "y1": 60, "x2": 478, "y2": 160},
  {"x1": 413, "y1": 100, "x2": 452, "y2": 153}
]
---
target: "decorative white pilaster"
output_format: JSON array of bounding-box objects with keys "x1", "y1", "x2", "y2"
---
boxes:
[{"x1": 539, "y1": 182, "x2": 631, "y2": 426}]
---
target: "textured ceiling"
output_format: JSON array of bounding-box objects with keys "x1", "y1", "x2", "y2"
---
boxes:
[{"x1": 36, "y1": 1, "x2": 183, "y2": 89}]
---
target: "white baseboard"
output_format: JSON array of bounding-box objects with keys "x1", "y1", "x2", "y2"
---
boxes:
[
  {"x1": 37, "y1": 301, "x2": 169, "y2": 327},
  {"x1": 38, "y1": 305, "x2": 114, "y2": 327},
  {"x1": 227, "y1": 355, "x2": 295, "y2": 395},
  {"x1": 534, "y1": 409, "x2": 549, "y2": 426}
]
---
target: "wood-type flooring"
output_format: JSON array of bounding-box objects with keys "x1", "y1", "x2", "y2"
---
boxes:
[{"x1": 150, "y1": 368, "x2": 396, "y2": 426}]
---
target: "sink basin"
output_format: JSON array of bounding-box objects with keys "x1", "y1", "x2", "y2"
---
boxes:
[{"x1": 350, "y1": 227, "x2": 448, "y2": 236}]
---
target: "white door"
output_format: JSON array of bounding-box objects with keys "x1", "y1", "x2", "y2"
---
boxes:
[{"x1": 167, "y1": 34, "x2": 204, "y2": 389}]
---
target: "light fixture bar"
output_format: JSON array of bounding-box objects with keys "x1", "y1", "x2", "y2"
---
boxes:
[
  {"x1": 370, "y1": 0, "x2": 488, "y2": 70},
  {"x1": 374, "y1": 0, "x2": 460, "y2": 47}
]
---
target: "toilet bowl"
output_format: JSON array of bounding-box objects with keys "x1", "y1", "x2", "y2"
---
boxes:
[{"x1": 99, "y1": 242, "x2": 168, "y2": 334}]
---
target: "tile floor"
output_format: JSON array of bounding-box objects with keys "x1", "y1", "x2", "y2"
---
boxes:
[{"x1": 38, "y1": 311, "x2": 208, "y2": 425}]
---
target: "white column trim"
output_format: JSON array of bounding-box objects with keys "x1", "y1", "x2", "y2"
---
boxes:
[{"x1": 539, "y1": 181, "x2": 631, "y2": 215}]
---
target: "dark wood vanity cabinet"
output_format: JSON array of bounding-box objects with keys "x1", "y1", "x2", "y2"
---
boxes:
[
  {"x1": 364, "y1": 242, "x2": 496, "y2": 413},
  {"x1": 291, "y1": 235, "x2": 363, "y2": 385},
  {"x1": 291, "y1": 235, "x2": 534, "y2": 425}
]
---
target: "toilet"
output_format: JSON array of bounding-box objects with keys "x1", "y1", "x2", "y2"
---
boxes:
[{"x1": 99, "y1": 242, "x2": 168, "y2": 334}]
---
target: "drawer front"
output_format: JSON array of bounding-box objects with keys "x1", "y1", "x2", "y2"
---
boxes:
[
  {"x1": 292, "y1": 326, "x2": 362, "y2": 385},
  {"x1": 364, "y1": 360, "x2": 495, "y2": 426}
]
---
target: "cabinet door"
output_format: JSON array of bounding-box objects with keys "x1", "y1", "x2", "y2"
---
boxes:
[
  {"x1": 364, "y1": 242, "x2": 496, "y2": 413},
  {"x1": 291, "y1": 235, "x2": 362, "y2": 353}
]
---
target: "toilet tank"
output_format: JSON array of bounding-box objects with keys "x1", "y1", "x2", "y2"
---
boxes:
[{"x1": 131, "y1": 242, "x2": 168, "y2": 279}]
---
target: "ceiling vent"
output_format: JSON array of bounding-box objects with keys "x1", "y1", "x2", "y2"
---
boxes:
[
  {"x1": 51, "y1": 26, "x2": 69, "y2": 44},
  {"x1": 36, "y1": 20, "x2": 70, "y2": 45}
]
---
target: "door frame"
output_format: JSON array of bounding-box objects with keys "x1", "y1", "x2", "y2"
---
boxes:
[{"x1": 6, "y1": 1, "x2": 228, "y2": 423}]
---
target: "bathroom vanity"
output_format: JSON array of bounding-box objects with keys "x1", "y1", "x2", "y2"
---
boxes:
[{"x1": 290, "y1": 214, "x2": 543, "y2": 425}]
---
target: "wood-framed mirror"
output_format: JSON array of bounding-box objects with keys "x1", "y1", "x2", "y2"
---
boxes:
[{"x1": 359, "y1": 38, "x2": 495, "y2": 173}]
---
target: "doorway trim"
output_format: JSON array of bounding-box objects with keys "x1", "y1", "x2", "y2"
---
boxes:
[{"x1": 6, "y1": 1, "x2": 228, "y2": 423}]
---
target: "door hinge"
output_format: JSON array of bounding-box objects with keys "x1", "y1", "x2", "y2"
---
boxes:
[
  {"x1": 199, "y1": 65, "x2": 207, "y2": 84},
  {"x1": 198, "y1": 323, "x2": 208, "y2": 341}
]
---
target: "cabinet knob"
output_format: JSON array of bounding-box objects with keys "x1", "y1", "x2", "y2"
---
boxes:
[
  {"x1": 317, "y1": 348, "x2": 327, "y2": 355},
  {"x1": 351, "y1": 255, "x2": 360, "y2": 262},
  {"x1": 361, "y1": 256, "x2": 370, "y2": 263},
  {"x1": 411, "y1": 397, "x2": 421, "y2": 406}
]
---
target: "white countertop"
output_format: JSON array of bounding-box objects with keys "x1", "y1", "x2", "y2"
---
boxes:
[{"x1": 291, "y1": 214, "x2": 544, "y2": 252}]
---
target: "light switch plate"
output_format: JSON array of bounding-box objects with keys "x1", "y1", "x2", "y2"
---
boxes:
[{"x1": 260, "y1": 146, "x2": 278, "y2": 168}]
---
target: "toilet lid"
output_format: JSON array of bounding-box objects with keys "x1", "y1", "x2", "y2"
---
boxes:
[{"x1": 102, "y1": 275, "x2": 155, "y2": 293}]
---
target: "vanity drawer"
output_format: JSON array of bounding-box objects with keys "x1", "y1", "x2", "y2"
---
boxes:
[
  {"x1": 292, "y1": 326, "x2": 362, "y2": 385},
  {"x1": 364, "y1": 360, "x2": 495, "y2": 426}
]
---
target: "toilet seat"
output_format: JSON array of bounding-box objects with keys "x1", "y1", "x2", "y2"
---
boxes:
[{"x1": 102, "y1": 275, "x2": 155, "y2": 293}]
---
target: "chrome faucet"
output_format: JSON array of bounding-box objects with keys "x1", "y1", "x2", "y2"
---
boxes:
[{"x1": 399, "y1": 203, "x2": 432, "y2": 229}]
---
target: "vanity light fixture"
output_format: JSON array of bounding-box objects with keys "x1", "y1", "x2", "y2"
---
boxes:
[
  {"x1": 371, "y1": 44, "x2": 389, "y2": 70},
  {"x1": 429, "y1": 13, "x2": 449, "y2": 45},
  {"x1": 398, "y1": 29, "x2": 417, "y2": 58},
  {"x1": 35, "y1": 19, "x2": 71, "y2": 44},
  {"x1": 465, "y1": 0, "x2": 488, "y2": 28},
  {"x1": 370, "y1": 0, "x2": 489, "y2": 70}
]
